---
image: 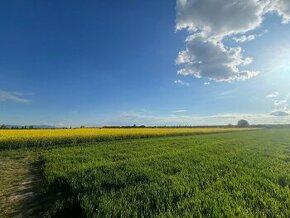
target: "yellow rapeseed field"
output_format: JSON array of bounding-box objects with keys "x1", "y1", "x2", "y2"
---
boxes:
[{"x1": 0, "y1": 128, "x2": 254, "y2": 149}]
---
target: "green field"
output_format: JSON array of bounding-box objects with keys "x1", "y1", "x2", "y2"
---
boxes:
[{"x1": 1, "y1": 129, "x2": 290, "y2": 217}]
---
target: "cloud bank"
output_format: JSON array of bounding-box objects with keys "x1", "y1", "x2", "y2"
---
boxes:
[
  {"x1": 176, "y1": 0, "x2": 290, "y2": 82},
  {"x1": 99, "y1": 112, "x2": 290, "y2": 126}
]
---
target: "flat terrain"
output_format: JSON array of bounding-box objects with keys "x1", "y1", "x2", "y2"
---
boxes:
[
  {"x1": 0, "y1": 128, "x2": 290, "y2": 217},
  {"x1": 0, "y1": 127, "x2": 252, "y2": 150}
]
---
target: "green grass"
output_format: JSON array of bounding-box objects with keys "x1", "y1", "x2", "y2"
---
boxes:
[
  {"x1": 40, "y1": 129, "x2": 290, "y2": 217},
  {"x1": 1, "y1": 129, "x2": 289, "y2": 217}
]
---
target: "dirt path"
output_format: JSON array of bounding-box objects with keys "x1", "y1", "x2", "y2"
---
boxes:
[{"x1": 0, "y1": 152, "x2": 48, "y2": 217}]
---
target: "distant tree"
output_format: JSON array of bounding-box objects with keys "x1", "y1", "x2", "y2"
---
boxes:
[
  {"x1": 227, "y1": 124, "x2": 234, "y2": 128},
  {"x1": 237, "y1": 120, "x2": 250, "y2": 128}
]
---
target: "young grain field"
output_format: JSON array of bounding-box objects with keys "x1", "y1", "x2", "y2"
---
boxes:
[{"x1": 0, "y1": 128, "x2": 290, "y2": 217}]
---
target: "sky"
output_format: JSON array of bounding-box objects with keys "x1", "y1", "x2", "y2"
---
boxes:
[{"x1": 1, "y1": 0, "x2": 290, "y2": 127}]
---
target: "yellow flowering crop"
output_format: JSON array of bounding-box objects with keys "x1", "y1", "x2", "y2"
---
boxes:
[{"x1": 0, "y1": 128, "x2": 254, "y2": 149}]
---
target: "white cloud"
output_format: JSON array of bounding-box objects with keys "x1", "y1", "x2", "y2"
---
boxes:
[
  {"x1": 270, "y1": 110, "x2": 289, "y2": 116},
  {"x1": 274, "y1": 99, "x2": 287, "y2": 107},
  {"x1": 273, "y1": 100, "x2": 289, "y2": 115},
  {"x1": 204, "y1": 82, "x2": 210, "y2": 86},
  {"x1": 0, "y1": 90, "x2": 31, "y2": 103},
  {"x1": 267, "y1": 91, "x2": 289, "y2": 115},
  {"x1": 176, "y1": 0, "x2": 290, "y2": 82},
  {"x1": 176, "y1": 0, "x2": 265, "y2": 37},
  {"x1": 266, "y1": 91, "x2": 279, "y2": 98},
  {"x1": 233, "y1": 30, "x2": 268, "y2": 43},
  {"x1": 233, "y1": 34, "x2": 256, "y2": 43},
  {"x1": 174, "y1": 79, "x2": 189, "y2": 86},
  {"x1": 268, "y1": 0, "x2": 290, "y2": 23},
  {"x1": 177, "y1": 35, "x2": 258, "y2": 81}
]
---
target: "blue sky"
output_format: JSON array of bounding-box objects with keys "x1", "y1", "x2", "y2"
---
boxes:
[{"x1": 1, "y1": 0, "x2": 290, "y2": 126}]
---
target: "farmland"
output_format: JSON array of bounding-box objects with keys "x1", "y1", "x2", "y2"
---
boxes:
[
  {"x1": 1, "y1": 128, "x2": 290, "y2": 217},
  {"x1": 0, "y1": 127, "x2": 250, "y2": 150}
]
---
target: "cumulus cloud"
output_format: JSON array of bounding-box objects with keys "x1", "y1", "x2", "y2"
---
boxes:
[
  {"x1": 174, "y1": 79, "x2": 189, "y2": 86},
  {"x1": 176, "y1": 0, "x2": 265, "y2": 37},
  {"x1": 177, "y1": 35, "x2": 258, "y2": 81},
  {"x1": 0, "y1": 90, "x2": 31, "y2": 103},
  {"x1": 268, "y1": 0, "x2": 290, "y2": 23},
  {"x1": 176, "y1": 0, "x2": 290, "y2": 82},
  {"x1": 270, "y1": 110, "x2": 289, "y2": 116}
]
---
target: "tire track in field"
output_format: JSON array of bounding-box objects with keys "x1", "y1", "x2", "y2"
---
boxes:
[{"x1": 0, "y1": 156, "x2": 49, "y2": 218}]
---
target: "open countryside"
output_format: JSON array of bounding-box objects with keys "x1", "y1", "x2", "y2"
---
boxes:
[
  {"x1": 1, "y1": 0, "x2": 290, "y2": 217},
  {"x1": 1, "y1": 127, "x2": 290, "y2": 217}
]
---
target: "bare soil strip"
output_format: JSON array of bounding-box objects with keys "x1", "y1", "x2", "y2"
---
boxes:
[{"x1": 0, "y1": 154, "x2": 48, "y2": 217}]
